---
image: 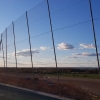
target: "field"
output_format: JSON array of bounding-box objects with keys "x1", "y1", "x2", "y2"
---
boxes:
[
  {"x1": 0, "y1": 67, "x2": 100, "y2": 100},
  {"x1": 48, "y1": 75, "x2": 100, "y2": 96},
  {"x1": 46, "y1": 73, "x2": 100, "y2": 79}
]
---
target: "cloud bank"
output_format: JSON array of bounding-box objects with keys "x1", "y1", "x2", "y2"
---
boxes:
[
  {"x1": 73, "y1": 52, "x2": 100, "y2": 56},
  {"x1": 66, "y1": 56, "x2": 78, "y2": 59},
  {"x1": 40, "y1": 46, "x2": 50, "y2": 50},
  {"x1": 12, "y1": 49, "x2": 39, "y2": 57},
  {"x1": 58, "y1": 42, "x2": 74, "y2": 50},
  {"x1": 80, "y1": 43, "x2": 95, "y2": 49}
]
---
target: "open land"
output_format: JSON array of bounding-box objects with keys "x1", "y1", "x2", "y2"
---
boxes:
[{"x1": 0, "y1": 67, "x2": 100, "y2": 100}]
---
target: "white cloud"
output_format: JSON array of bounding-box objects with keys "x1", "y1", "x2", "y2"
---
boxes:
[
  {"x1": 40, "y1": 46, "x2": 50, "y2": 50},
  {"x1": 66, "y1": 56, "x2": 78, "y2": 59},
  {"x1": 73, "y1": 52, "x2": 100, "y2": 56},
  {"x1": 58, "y1": 42, "x2": 74, "y2": 50},
  {"x1": 12, "y1": 49, "x2": 39, "y2": 57},
  {"x1": 80, "y1": 43, "x2": 95, "y2": 49}
]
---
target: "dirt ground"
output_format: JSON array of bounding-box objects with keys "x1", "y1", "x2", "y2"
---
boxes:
[
  {"x1": 15, "y1": 73, "x2": 100, "y2": 97},
  {"x1": 48, "y1": 76, "x2": 100, "y2": 96},
  {"x1": 0, "y1": 73, "x2": 100, "y2": 99}
]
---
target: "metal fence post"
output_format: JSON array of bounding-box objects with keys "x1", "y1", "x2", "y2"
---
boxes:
[
  {"x1": 5, "y1": 28, "x2": 8, "y2": 83},
  {"x1": 1, "y1": 34, "x2": 6, "y2": 81},
  {"x1": 26, "y1": 11, "x2": 34, "y2": 85},
  {"x1": 12, "y1": 21, "x2": 18, "y2": 78},
  {"x1": 0, "y1": 36, "x2": 1, "y2": 51},
  {"x1": 1, "y1": 34, "x2": 6, "y2": 79},
  {"x1": 46, "y1": 0, "x2": 60, "y2": 96},
  {"x1": 89, "y1": 0, "x2": 100, "y2": 76}
]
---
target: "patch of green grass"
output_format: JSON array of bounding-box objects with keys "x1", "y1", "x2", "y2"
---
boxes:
[
  {"x1": 46, "y1": 73, "x2": 100, "y2": 79},
  {"x1": 61, "y1": 73, "x2": 100, "y2": 79}
]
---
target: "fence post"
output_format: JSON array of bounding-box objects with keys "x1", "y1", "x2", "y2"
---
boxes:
[
  {"x1": 1, "y1": 34, "x2": 5, "y2": 67},
  {"x1": 26, "y1": 11, "x2": 34, "y2": 86},
  {"x1": 1, "y1": 34, "x2": 6, "y2": 82},
  {"x1": 46, "y1": 0, "x2": 60, "y2": 96},
  {"x1": 88, "y1": 0, "x2": 100, "y2": 76},
  {"x1": 5, "y1": 28, "x2": 8, "y2": 83},
  {"x1": 0, "y1": 35, "x2": 1, "y2": 51},
  {"x1": 5, "y1": 29, "x2": 7, "y2": 68},
  {"x1": 12, "y1": 21, "x2": 18, "y2": 79}
]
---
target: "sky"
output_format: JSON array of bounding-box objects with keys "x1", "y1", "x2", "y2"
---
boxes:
[
  {"x1": 0, "y1": 0, "x2": 44, "y2": 32},
  {"x1": 0, "y1": 0, "x2": 100, "y2": 68}
]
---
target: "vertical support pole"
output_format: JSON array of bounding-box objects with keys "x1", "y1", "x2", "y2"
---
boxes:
[
  {"x1": 46, "y1": 0, "x2": 60, "y2": 96},
  {"x1": 0, "y1": 36, "x2": 1, "y2": 51},
  {"x1": 26, "y1": 11, "x2": 34, "y2": 83},
  {"x1": 6, "y1": 28, "x2": 7, "y2": 83},
  {"x1": 12, "y1": 21, "x2": 18, "y2": 78},
  {"x1": 89, "y1": 0, "x2": 100, "y2": 76},
  {"x1": 1, "y1": 34, "x2": 6, "y2": 82}
]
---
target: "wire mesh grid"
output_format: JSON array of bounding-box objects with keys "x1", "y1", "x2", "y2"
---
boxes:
[{"x1": 0, "y1": 0, "x2": 100, "y2": 99}]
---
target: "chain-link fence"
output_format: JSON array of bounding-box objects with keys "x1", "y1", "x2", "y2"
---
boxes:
[{"x1": 0, "y1": 0, "x2": 100, "y2": 99}]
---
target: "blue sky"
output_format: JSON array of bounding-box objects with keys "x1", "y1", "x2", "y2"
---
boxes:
[
  {"x1": 0, "y1": 0, "x2": 100, "y2": 68},
  {"x1": 0, "y1": 0, "x2": 44, "y2": 32}
]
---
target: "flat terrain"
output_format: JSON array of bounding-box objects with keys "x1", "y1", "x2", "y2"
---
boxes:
[
  {"x1": 48, "y1": 76, "x2": 100, "y2": 96},
  {"x1": 0, "y1": 72, "x2": 100, "y2": 99},
  {"x1": 17, "y1": 73, "x2": 100, "y2": 96},
  {"x1": 4, "y1": 73, "x2": 100, "y2": 96}
]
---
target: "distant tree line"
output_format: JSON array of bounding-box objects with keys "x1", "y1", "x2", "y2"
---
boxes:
[{"x1": 0, "y1": 67, "x2": 98, "y2": 74}]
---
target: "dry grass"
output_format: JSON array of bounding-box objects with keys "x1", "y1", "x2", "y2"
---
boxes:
[{"x1": 0, "y1": 74, "x2": 99, "y2": 100}]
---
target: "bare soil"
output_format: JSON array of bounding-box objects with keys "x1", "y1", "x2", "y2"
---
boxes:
[
  {"x1": 49, "y1": 76, "x2": 100, "y2": 96},
  {"x1": 0, "y1": 73, "x2": 100, "y2": 100}
]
